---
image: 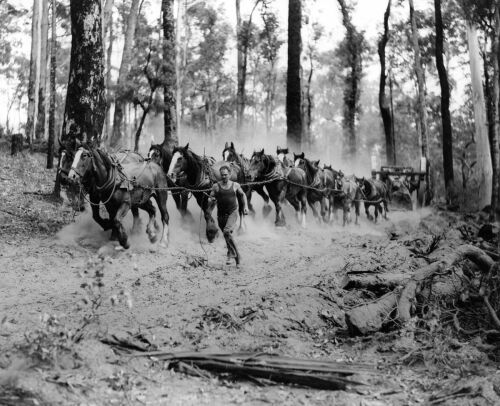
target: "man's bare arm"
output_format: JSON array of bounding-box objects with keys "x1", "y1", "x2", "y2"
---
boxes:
[{"x1": 235, "y1": 184, "x2": 249, "y2": 214}]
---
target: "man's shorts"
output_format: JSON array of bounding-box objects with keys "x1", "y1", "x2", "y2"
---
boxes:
[{"x1": 217, "y1": 209, "x2": 238, "y2": 234}]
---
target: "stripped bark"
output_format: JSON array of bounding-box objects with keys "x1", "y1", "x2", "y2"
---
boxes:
[
  {"x1": 467, "y1": 22, "x2": 493, "y2": 209},
  {"x1": 27, "y1": 0, "x2": 41, "y2": 146},
  {"x1": 36, "y1": 0, "x2": 49, "y2": 140}
]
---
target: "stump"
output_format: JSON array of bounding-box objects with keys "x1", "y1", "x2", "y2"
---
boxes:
[{"x1": 10, "y1": 133, "x2": 24, "y2": 155}]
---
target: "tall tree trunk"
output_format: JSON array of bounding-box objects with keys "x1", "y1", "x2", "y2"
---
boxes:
[
  {"x1": 338, "y1": 0, "x2": 362, "y2": 161},
  {"x1": 466, "y1": 22, "x2": 493, "y2": 209},
  {"x1": 492, "y1": 7, "x2": 500, "y2": 219},
  {"x1": 36, "y1": 0, "x2": 49, "y2": 141},
  {"x1": 47, "y1": 0, "x2": 56, "y2": 169},
  {"x1": 434, "y1": 0, "x2": 455, "y2": 203},
  {"x1": 236, "y1": 0, "x2": 243, "y2": 134},
  {"x1": 302, "y1": 51, "x2": 313, "y2": 149},
  {"x1": 286, "y1": 0, "x2": 302, "y2": 151},
  {"x1": 236, "y1": 0, "x2": 261, "y2": 136},
  {"x1": 378, "y1": 0, "x2": 395, "y2": 165},
  {"x1": 60, "y1": 0, "x2": 105, "y2": 147},
  {"x1": 162, "y1": 0, "x2": 178, "y2": 150},
  {"x1": 102, "y1": 0, "x2": 114, "y2": 140},
  {"x1": 109, "y1": 0, "x2": 141, "y2": 149},
  {"x1": 27, "y1": 0, "x2": 41, "y2": 147},
  {"x1": 409, "y1": 0, "x2": 428, "y2": 159}
]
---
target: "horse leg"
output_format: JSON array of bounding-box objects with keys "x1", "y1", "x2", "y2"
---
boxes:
[
  {"x1": 300, "y1": 191, "x2": 308, "y2": 228},
  {"x1": 354, "y1": 200, "x2": 360, "y2": 225},
  {"x1": 287, "y1": 192, "x2": 301, "y2": 225},
  {"x1": 255, "y1": 185, "x2": 272, "y2": 217},
  {"x1": 131, "y1": 206, "x2": 142, "y2": 234},
  {"x1": 113, "y1": 200, "x2": 131, "y2": 249},
  {"x1": 197, "y1": 193, "x2": 218, "y2": 242},
  {"x1": 342, "y1": 201, "x2": 349, "y2": 227},
  {"x1": 276, "y1": 183, "x2": 287, "y2": 226},
  {"x1": 364, "y1": 202, "x2": 372, "y2": 221},
  {"x1": 90, "y1": 198, "x2": 113, "y2": 231},
  {"x1": 308, "y1": 196, "x2": 321, "y2": 224},
  {"x1": 140, "y1": 199, "x2": 158, "y2": 243},
  {"x1": 243, "y1": 187, "x2": 255, "y2": 216},
  {"x1": 154, "y1": 191, "x2": 170, "y2": 248}
]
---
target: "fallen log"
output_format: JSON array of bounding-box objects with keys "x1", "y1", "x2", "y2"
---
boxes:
[
  {"x1": 341, "y1": 272, "x2": 410, "y2": 295},
  {"x1": 345, "y1": 245, "x2": 495, "y2": 335},
  {"x1": 129, "y1": 351, "x2": 373, "y2": 390}
]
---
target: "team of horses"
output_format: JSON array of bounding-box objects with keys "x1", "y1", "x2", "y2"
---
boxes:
[{"x1": 58, "y1": 140, "x2": 394, "y2": 249}]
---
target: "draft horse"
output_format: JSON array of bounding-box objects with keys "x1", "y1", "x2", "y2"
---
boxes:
[
  {"x1": 67, "y1": 144, "x2": 170, "y2": 249},
  {"x1": 167, "y1": 143, "x2": 219, "y2": 242},
  {"x1": 356, "y1": 177, "x2": 389, "y2": 223},
  {"x1": 59, "y1": 146, "x2": 147, "y2": 235},
  {"x1": 222, "y1": 141, "x2": 272, "y2": 217},
  {"x1": 148, "y1": 143, "x2": 193, "y2": 218},
  {"x1": 248, "y1": 149, "x2": 308, "y2": 227},
  {"x1": 294, "y1": 153, "x2": 330, "y2": 223}
]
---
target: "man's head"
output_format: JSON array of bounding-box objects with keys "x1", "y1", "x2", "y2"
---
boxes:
[{"x1": 219, "y1": 165, "x2": 231, "y2": 182}]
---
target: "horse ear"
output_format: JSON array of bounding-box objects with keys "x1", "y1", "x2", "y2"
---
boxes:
[
  {"x1": 225, "y1": 141, "x2": 229, "y2": 148},
  {"x1": 231, "y1": 141, "x2": 234, "y2": 148},
  {"x1": 284, "y1": 148, "x2": 288, "y2": 153},
  {"x1": 300, "y1": 152, "x2": 304, "y2": 159},
  {"x1": 315, "y1": 160, "x2": 320, "y2": 166},
  {"x1": 261, "y1": 148, "x2": 264, "y2": 154},
  {"x1": 277, "y1": 145, "x2": 281, "y2": 151},
  {"x1": 184, "y1": 142, "x2": 189, "y2": 149}
]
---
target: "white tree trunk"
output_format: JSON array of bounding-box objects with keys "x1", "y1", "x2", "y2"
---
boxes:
[
  {"x1": 36, "y1": 0, "x2": 49, "y2": 140},
  {"x1": 26, "y1": 0, "x2": 41, "y2": 145},
  {"x1": 466, "y1": 23, "x2": 493, "y2": 208}
]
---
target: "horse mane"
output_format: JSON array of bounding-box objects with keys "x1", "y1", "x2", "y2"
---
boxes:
[
  {"x1": 180, "y1": 147, "x2": 206, "y2": 186},
  {"x1": 302, "y1": 158, "x2": 318, "y2": 185}
]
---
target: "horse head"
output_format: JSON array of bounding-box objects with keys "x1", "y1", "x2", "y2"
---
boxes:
[
  {"x1": 167, "y1": 143, "x2": 190, "y2": 182},
  {"x1": 148, "y1": 143, "x2": 163, "y2": 164},
  {"x1": 222, "y1": 141, "x2": 237, "y2": 162},
  {"x1": 293, "y1": 152, "x2": 305, "y2": 167},
  {"x1": 248, "y1": 149, "x2": 268, "y2": 181},
  {"x1": 67, "y1": 144, "x2": 94, "y2": 184},
  {"x1": 276, "y1": 146, "x2": 289, "y2": 163}
]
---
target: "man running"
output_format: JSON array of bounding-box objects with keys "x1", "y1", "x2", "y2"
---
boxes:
[{"x1": 209, "y1": 165, "x2": 249, "y2": 266}]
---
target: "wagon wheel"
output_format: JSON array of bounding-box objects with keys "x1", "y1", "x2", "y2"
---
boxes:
[{"x1": 417, "y1": 180, "x2": 426, "y2": 208}]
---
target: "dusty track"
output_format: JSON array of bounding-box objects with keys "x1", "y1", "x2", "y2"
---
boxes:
[{"x1": 1, "y1": 151, "x2": 498, "y2": 405}]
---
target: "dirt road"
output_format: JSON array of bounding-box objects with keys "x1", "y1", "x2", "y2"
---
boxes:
[{"x1": 1, "y1": 151, "x2": 497, "y2": 405}]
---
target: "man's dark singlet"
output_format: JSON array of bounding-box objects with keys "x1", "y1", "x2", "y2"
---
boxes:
[{"x1": 215, "y1": 183, "x2": 238, "y2": 216}]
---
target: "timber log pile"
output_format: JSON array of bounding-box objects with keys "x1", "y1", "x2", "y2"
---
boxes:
[{"x1": 344, "y1": 221, "x2": 500, "y2": 336}]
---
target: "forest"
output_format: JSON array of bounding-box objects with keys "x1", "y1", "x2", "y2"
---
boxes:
[{"x1": 1, "y1": 0, "x2": 500, "y2": 405}]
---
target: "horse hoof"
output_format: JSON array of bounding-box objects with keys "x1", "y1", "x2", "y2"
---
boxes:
[
  {"x1": 120, "y1": 240, "x2": 130, "y2": 249},
  {"x1": 149, "y1": 233, "x2": 158, "y2": 243}
]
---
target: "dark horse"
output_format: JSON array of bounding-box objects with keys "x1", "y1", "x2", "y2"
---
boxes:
[
  {"x1": 293, "y1": 153, "x2": 332, "y2": 223},
  {"x1": 59, "y1": 147, "x2": 147, "y2": 234},
  {"x1": 148, "y1": 143, "x2": 193, "y2": 218},
  {"x1": 167, "y1": 143, "x2": 219, "y2": 242},
  {"x1": 356, "y1": 177, "x2": 389, "y2": 223},
  {"x1": 67, "y1": 144, "x2": 170, "y2": 249},
  {"x1": 222, "y1": 141, "x2": 272, "y2": 217},
  {"x1": 248, "y1": 149, "x2": 308, "y2": 227}
]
